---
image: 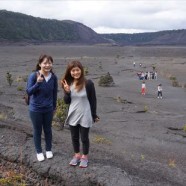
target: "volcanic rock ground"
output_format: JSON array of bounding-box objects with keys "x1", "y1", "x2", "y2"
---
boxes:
[{"x1": 0, "y1": 45, "x2": 186, "y2": 186}]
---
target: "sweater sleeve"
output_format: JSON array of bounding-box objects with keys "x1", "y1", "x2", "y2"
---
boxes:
[
  {"x1": 53, "y1": 75, "x2": 58, "y2": 110},
  {"x1": 26, "y1": 72, "x2": 41, "y2": 96},
  {"x1": 86, "y1": 80, "x2": 98, "y2": 122},
  {"x1": 63, "y1": 91, "x2": 71, "y2": 104}
]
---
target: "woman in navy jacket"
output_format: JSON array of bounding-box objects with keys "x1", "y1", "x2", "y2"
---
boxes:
[
  {"x1": 27, "y1": 54, "x2": 58, "y2": 162},
  {"x1": 61, "y1": 60, "x2": 99, "y2": 168}
]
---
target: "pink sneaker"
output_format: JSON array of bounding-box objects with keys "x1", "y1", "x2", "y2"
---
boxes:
[
  {"x1": 69, "y1": 156, "x2": 81, "y2": 166},
  {"x1": 79, "y1": 158, "x2": 88, "y2": 168}
]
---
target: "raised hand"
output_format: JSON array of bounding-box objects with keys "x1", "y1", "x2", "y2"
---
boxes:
[
  {"x1": 62, "y1": 79, "x2": 70, "y2": 93},
  {"x1": 37, "y1": 73, "x2": 44, "y2": 82}
]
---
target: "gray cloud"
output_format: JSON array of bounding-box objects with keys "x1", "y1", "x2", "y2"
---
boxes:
[{"x1": 1, "y1": 0, "x2": 186, "y2": 33}]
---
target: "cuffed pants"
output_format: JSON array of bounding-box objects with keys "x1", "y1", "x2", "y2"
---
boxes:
[{"x1": 29, "y1": 111, "x2": 53, "y2": 153}]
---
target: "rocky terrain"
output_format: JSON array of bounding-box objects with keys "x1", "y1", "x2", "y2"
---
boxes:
[{"x1": 0, "y1": 45, "x2": 186, "y2": 185}]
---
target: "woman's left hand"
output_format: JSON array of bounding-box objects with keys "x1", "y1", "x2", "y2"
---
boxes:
[{"x1": 95, "y1": 117, "x2": 100, "y2": 122}]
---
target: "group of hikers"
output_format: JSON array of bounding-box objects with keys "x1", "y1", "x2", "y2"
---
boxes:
[
  {"x1": 137, "y1": 71, "x2": 158, "y2": 80},
  {"x1": 26, "y1": 54, "x2": 99, "y2": 168},
  {"x1": 133, "y1": 62, "x2": 163, "y2": 98}
]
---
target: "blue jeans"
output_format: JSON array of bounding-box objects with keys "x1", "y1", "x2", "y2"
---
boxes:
[{"x1": 29, "y1": 111, "x2": 53, "y2": 153}]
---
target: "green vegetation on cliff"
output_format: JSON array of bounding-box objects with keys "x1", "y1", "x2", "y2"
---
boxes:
[{"x1": 0, "y1": 10, "x2": 106, "y2": 44}]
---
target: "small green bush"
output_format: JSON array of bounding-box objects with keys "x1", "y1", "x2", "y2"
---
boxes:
[
  {"x1": 98, "y1": 62, "x2": 102, "y2": 69},
  {"x1": 152, "y1": 65, "x2": 156, "y2": 71},
  {"x1": 144, "y1": 105, "x2": 148, "y2": 112},
  {"x1": 84, "y1": 67, "x2": 88, "y2": 75},
  {"x1": 17, "y1": 86, "x2": 24, "y2": 91},
  {"x1": 16, "y1": 77, "x2": 21, "y2": 82},
  {"x1": 22, "y1": 75, "x2": 28, "y2": 82},
  {"x1": 93, "y1": 135, "x2": 111, "y2": 145},
  {"x1": 0, "y1": 170, "x2": 26, "y2": 186},
  {"x1": 170, "y1": 76, "x2": 176, "y2": 81},
  {"x1": 98, "y1": 72, "x2": 115, "y2": 87},
  {"x1": 0, "y1": 113, "x2": 7, "y2": 120},
  {"x1": 53, "y1": 98, "x2": 69, "y2": 129},
  {"x1": 183, "y1": 125, "x2": 186, "y2": 132},
  {"x1": 116, "y1": 54, "x2": 120, "y2": 59},
  {"x1": 6, "y1": 72, "x2": 13, "y2": 86},
  {"x1": 172, "y1": 80, "x2": 179, "y2": 87}
]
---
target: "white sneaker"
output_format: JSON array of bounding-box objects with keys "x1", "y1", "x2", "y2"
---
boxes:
[
  {"x1": 37, "y1": 153, "x2": 45, "y2": 162},
  {"x1": 46, "y1": 151, "x2": 53, "y2": 159}
]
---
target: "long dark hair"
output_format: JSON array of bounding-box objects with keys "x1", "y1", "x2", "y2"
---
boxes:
[
  {"x1": 61, "y1": 60, "x2": 86, "y2": 92},
  {"x1": 35, "y1": 54, "x2": 54, "y2": 73}
]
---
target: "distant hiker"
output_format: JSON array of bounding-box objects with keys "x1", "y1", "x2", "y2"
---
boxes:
[
  {"x1": 141, "y1": 81, "x2": 146, "y2": 95},
  {"x1": 141, "y1": 72, "x2": 145, "y2": 80},
  {"x1": 147, "y1": 71, "x2": 151, "y2": 80},
  {"x1": 133, "y1": 62, "x2": 136, "y2": 67},
  {"x1": 152, "y1": 71, "x2": 155, "y2": 79},
  {"x1": 157, "y1": 84, "x2": 163, "y2": 99},
  {"x1": 26, "y1": 55, "x2": 58, "y2": 162},
  {"x1": 154, "y1": 71, "x2": 158, "y2": 80},
  {"x1": 61, "y1": 60, "x2": 99, "y2": 168},
  {"x1": 139, "y1": 63, "x2": 142, "y2": 67}
]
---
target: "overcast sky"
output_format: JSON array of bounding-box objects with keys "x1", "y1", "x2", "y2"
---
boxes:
[{"x1": 1, "y1": 0, "x2": 186, "y2": 34}]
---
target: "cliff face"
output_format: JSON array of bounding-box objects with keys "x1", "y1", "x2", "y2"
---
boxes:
[
  {"x1": 101, "y1": 29, "x2": 186, "y2": 46},
  {"x1": 1, "y1": 10, "x2": 186, "y2": 46},
  {"x1": 0, "y1": 10, "x2": 108, "y2": 44}
]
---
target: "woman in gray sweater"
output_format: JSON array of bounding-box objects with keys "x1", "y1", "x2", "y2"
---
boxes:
[{"x1": 61, "y1": 60, "x2": 99, "y2": 168}]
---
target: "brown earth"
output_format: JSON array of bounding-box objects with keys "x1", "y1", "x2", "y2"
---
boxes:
[{"x1": 0, "y1": 45, "x2": 186, "y2": 186}]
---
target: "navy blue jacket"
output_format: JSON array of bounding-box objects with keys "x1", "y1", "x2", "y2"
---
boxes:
[
  {"x1": 26, "y1": 71, "x2": 58, "y2": 113},
  {"x1": 64, "y1": 79, "x2": 98, "y2": 122}
]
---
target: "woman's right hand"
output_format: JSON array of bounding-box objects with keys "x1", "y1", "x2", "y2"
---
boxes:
[
  {"x1": 62, "y1": 79, "x2": 70, "y2": 93},
  {"x1": 37, "y1": 73, "x2": 44, "y2": 82}
]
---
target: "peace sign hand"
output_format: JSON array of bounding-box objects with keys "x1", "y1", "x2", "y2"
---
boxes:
[
  {"x1": 62, "y1": 79, "x2": 70, "y2": 93},
  {"x1": 37, "y1": 73, "x2": 44, "y2": 82}
]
